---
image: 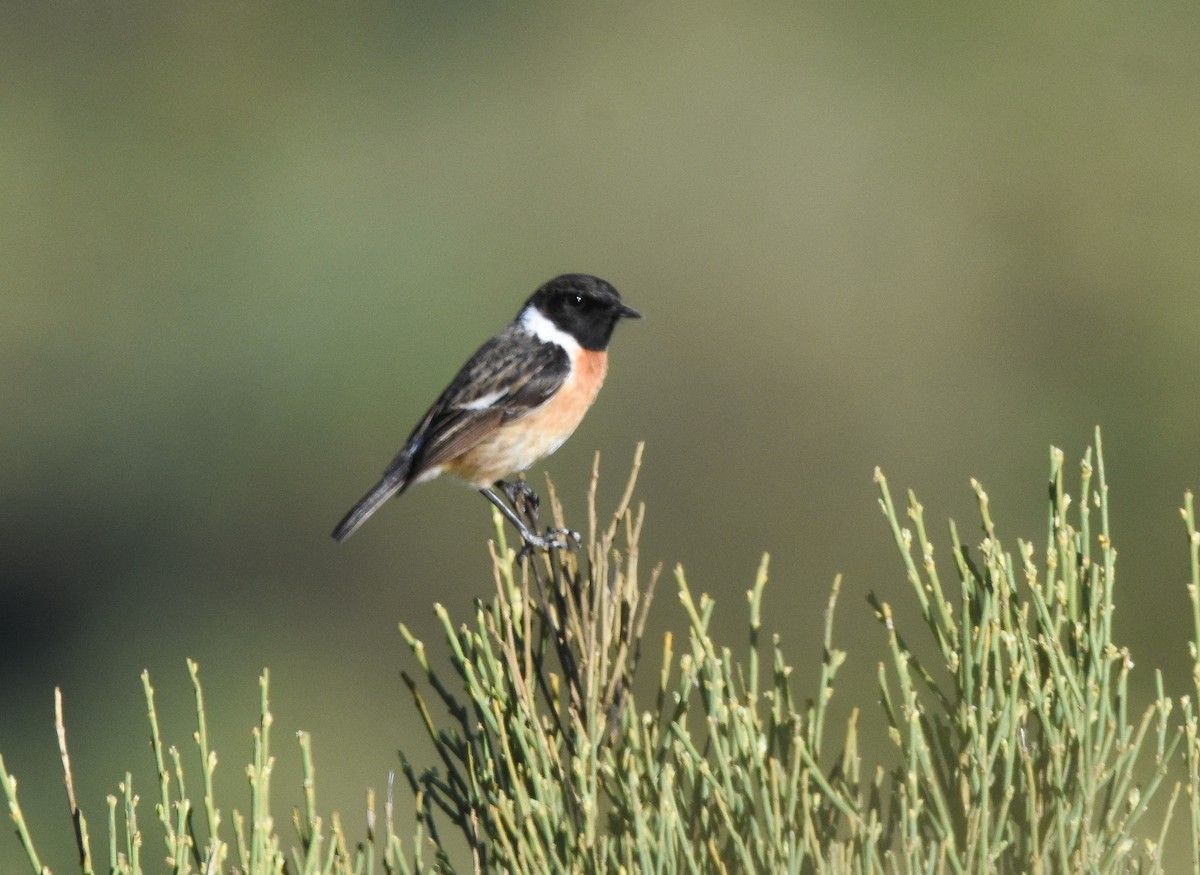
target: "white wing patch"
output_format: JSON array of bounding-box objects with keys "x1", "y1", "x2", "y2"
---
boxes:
[{"x1": 462, "y1": 389, "x2": 506, "y2": 411}]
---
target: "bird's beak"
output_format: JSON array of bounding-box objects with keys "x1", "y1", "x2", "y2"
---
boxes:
[{"x1": 617, "y1": 303, "x2": 642, "y2": 320}]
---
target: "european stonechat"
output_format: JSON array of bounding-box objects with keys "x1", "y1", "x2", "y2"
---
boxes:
[{"x1": 332, "y1": 274, "x2": 641, "y2": 548}]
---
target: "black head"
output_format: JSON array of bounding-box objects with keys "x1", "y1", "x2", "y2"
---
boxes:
[{"x1": 524, "y1": 274, "x2": 641, "y2": 351}]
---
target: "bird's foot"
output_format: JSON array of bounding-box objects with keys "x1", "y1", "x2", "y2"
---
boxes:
[
  {"x1": 481, "y1": 484, "x2": 578, "y2": 559},
  {"x1": 515, "y1": 526, "x2": 581, "y2": 561}
]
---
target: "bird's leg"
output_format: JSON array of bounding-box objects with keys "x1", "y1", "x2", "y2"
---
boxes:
[
  {"x1": 480, "y1": 486, "x2": 561, "y2": 552},
  {"x1": 482, "y1": 484, "x2": 580, "y2": 556}
]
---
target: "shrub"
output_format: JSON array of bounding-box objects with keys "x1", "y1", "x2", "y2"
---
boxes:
[{"x1": 4, "y1": 433, "x2": 1198, "y2": 873}]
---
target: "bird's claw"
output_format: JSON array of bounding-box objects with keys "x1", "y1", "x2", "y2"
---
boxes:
[{"x1": 516, "y1": 526, "x2": 581, "y2": 561}]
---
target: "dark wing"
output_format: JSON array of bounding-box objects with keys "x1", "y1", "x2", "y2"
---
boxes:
[
  {"x1": 403, "y1": 329, "x2": 570, "y2": 476},
  {"x1": 331, "y1": 330, "x2": 568, "y2": 542}
]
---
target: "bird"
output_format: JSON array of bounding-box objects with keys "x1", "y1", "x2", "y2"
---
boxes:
[{"x1": 332, "y1": 274, "x2": 641, "y2": 549}]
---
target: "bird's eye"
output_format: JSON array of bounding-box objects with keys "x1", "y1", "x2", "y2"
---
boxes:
[{"x1": 565, "y1": 294, "x2": 584, "y2": 309}]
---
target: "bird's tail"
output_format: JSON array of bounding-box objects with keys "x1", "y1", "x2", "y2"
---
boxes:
[{"x1": 331, "y1": 461, "x2": 411, "y2": 542}]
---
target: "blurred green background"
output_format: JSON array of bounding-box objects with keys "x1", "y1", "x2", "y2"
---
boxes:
[{"x1": 4, "y1": 2, "x2": 1200, "y2": 869}]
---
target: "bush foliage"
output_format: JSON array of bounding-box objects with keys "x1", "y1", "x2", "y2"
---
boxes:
[{"x1": 5, "y1": 433, "x2": 1200, "y2": 873}]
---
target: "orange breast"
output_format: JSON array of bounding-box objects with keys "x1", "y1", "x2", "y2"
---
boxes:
[{"x1": 446, "y1": 349, "x2": 608, "y2": 487}]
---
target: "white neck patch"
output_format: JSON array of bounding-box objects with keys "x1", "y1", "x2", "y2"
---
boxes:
[{"x1": 519, "y1": 306, "x2": 581, "y2": 356}]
